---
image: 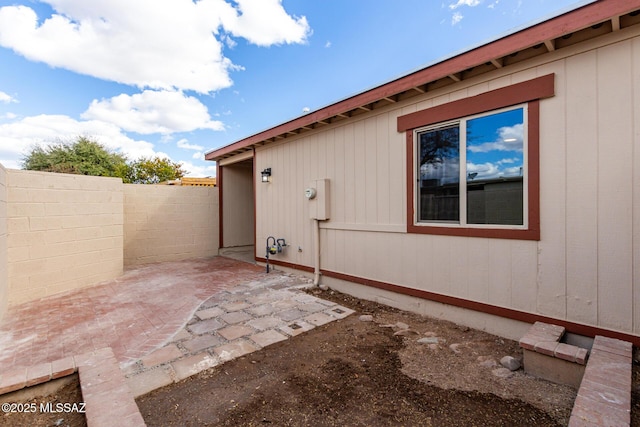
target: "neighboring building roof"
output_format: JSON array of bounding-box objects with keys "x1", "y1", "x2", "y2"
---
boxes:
[
  {"x1": 206, "y1": 0, "x2": 640, "y2": 162},
  {"x1": 159, "y1": 177, "x2": 217, "y2": 187}
]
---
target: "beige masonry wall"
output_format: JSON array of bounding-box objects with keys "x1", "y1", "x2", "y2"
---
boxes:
[
  {"x1": 0, "y1": 165, "x2": 7, "y2": 321},
  {"x1": 6, "y1": 170, "x2": 123, "y2": 306},
  {"x1": 123, "y1": 185, "x2": 219, "y2": 266}
]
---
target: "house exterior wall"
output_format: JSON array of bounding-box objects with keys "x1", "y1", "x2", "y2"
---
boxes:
[
  {"x1": 123, "y1": 184, "x2": 219, "y2": 266},
  {"x1": 6, "y1": 170, "x2": 124, "y2": 305},
  {"x1": 0, "y1": 165, "x2": 7, "y2": 322},
  {"x1": 252, "y1": 26, "x2": 640, "y2": 337}
]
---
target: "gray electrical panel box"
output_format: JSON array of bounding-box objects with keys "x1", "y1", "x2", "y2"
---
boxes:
[{"x1": 308, "y1": 179, "x2": 330, "y2": 220}]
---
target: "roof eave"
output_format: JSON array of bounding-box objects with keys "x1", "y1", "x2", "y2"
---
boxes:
[{"x1": 206, "y1": 0, "x2": 640, "y2": 162}]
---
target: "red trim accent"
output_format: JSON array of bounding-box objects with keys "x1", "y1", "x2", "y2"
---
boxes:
[
  {"x1": 403, "y1": 77, "x2": 548, "y2": 240},
  {"x1": 217, "y1": 163, "x2": 224, "y2": 249},
  {"x1": 321, "y1": 269, "x2": 640, "y2": 346},
  {"x1": 259, "y1": 257, "x2": 640, "y2": 346},
  {"x1": 255, "y1": 257, "x2": 315, "y2": 273},
  {"x1": 397, "y1": 74, "x2": 554, "y2": 132},
  {"x1": 252, "y1": 147, "x2": 257, "y2": 261},
  {"x1": 527, "y1": 100, "x2": 541, "y2": 236},
  {"x1": 206, "y1": 0, "x2": 640, "y2": 161},
  {"x1": 405, "y1": 131, "x2": 415, "y2": 233}
]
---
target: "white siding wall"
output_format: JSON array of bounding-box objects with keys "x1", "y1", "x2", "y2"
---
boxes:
[{"x1": 255, "y1": 27, "x2": 640, "y2": 335}]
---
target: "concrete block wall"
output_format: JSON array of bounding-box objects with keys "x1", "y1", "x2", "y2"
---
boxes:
[
  {"x1": 0, "y1": 165, "x2": 7, "y2": 321},
  {"x1": 123, "y1": 185, "x2": 219, "y2": 266},
  {"x1": 6, "y1": 170, "x2": 124, "y2": 305}
]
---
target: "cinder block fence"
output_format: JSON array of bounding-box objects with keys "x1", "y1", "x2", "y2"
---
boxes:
[{"x1": 0, "y1": 166, "x2": 219, "y2": 322}]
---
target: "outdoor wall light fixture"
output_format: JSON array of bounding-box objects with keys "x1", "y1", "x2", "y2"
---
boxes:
[{"x1": 261, "y1": 168, "x2": 272, "y2": 183}]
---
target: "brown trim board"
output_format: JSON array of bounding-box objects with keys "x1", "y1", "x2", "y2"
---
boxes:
[
  {"x1": 255, "y1": 257, "x2": 314, "y2": 273},
  {"x1": 397, "y1": 74, "x2": 554, "y2": 132},
  {"x1": 258, "y1": 257, "x2": 640, "y2": 346},
  {"x1": 252, "y1": 146, "x2": 257, "y2": 260},
  {"x1": 217, "y1": 163, "x2": 223, "y2": 249}
]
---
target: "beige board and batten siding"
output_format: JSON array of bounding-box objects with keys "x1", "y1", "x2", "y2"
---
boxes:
[
  {"x1": 0, "y1": 165, "x2": 7, "y2": 321},
  {"x1": 6, "y1": 170, "x2": 123, "y2": 305},
  {"x1": 255, "y1": 26, "x2": 640, "y2": 336},
  {"x1": 123, "y1": 184, "x2": 219, "y2": 266}
]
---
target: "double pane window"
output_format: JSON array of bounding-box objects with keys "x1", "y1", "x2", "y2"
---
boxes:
[{"x1": 416, "y1": 105, "x2": 526, "y2": 228}]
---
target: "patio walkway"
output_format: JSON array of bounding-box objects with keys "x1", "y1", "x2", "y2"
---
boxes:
[{"x1": 0, "y1": 257, "x2": 354, "y2": 396}]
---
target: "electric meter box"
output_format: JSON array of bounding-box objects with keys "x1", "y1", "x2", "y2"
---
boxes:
[{"x1": 308, "y1": 179, "x2": 329, "y2": 220}]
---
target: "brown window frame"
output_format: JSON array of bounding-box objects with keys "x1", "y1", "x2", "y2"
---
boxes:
[{"x1": 397, "y1": 74, "x2": 555, "y2": 240}]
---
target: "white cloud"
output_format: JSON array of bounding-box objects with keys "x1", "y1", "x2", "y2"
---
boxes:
[
  {"x1": 0, "y1": 91, "x2": 17, "y2": 103},
  {"x1": 0, "y1": 0, "x2": 310, "y2": 93},
  {"x1": 302, "y1": 107, "x2": 310, "y2": 113},
  {"x1": 178, "y1": 160, "x2": 217, "y2": 178},
  {"x1": 325, "y1": 41, "x2": 331, "y2": 48},
  {"x1": 192, "y1": 151, "x2": 203, "y2": 160},
  {"x1": 0, "y1": 114, "x2": 159, "y2": 166},
  {"x1": 82, "y1": 90, "x2": 224, "y2": 134},
  {"x1": 177, "y1": 139, "x2": 205, "y2": 151},
  {"x1": 467, "y1": 161, "x2": 500, "y2": 179},
  {"x1": 220, "y1": 0, "x2": 311, "y2": 47},
  {"x1": 467, "y1": 161, "x2": 523, "y2": 180},
  {"x1": 449, "y1": 0, "x2": 482, "y2": 10},
  {"x1": 502, "y1": 165, "x2": 523, "y2": 176},
  {"x1": 467, "y1": 124, "x2": 523, "y2": 153},
  {"x1": 451, "y1": 11, "x2": 463, "y2": 25},
  {"x1": 420, "y1": 157, "x2": 460, "y2": 185},
  {"x1": 497, "y1": 157, "x2": 519, "y2": 165},
  {"x1": 1, "y1": 159, "x2": 21, "y2": 170}
]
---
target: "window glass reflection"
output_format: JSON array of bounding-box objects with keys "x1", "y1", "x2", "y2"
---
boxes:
[
  {"x1": 418, "y1": 124, "x2": 460, "y2": 222},
  {"x1": 466, "y1": 108, "x2": 524, "y2": 225}
]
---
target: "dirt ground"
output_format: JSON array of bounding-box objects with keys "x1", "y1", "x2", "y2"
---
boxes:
[
  {"x1": 137, "y1": 289, "x2": 580, "y2": 426},
  {"x1": 1, "y1": 376, "x2": 86, "y2": 427}
]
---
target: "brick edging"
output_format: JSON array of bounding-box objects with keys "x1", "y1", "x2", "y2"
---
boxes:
[
  {"x1": 568, "y1": 336, "x2": 632, "y2": 426},
  {"x1": 519, "y1": 321, "x2": 589, "y2": 364},
  {"x1": 0, "y1": 347, "x2": 146, "y2": 427}
]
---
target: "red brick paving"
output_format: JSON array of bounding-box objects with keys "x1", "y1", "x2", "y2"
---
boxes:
[
  {"x1": 0, "y1": 257, "x2": 265, "y2": 371},
  {"x1": 0, "y1": 256, "x2": 358, "y2": 401}
]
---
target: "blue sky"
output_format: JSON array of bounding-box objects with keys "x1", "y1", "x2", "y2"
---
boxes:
[{"x1": 0, "y1": 0, "x2": 592, "y2": 177}]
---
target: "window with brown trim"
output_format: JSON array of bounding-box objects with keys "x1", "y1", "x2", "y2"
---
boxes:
[{"x1": 397, "y1": 74, "x2": 555, "y2": 240}]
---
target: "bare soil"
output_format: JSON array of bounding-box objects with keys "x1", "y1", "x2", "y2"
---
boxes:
[
  {"x1": 632, "y1": 365, "x2": 640, "y2": 427},
  {"x1": 1, "y1": 376, "x2": 86, "y2": 427},
  {"x1": 137, "y1": 289, "x2": 579, "y2": 426}
]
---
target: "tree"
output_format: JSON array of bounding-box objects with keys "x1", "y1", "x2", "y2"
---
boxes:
[
  {"x1": 419, "y1": 125, "x2": 459, "y2": 169},
  {"x1": 124, "y1": 156, "x2": 186, "y2": 184},
  {"x1": 22, "y1": 137, "x2": 186, "y2": 184},
  {"x1": 23, "y1": 137, "x2": 129, "y2": 179}
]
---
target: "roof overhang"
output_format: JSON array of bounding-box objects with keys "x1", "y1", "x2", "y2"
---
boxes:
[{"x1": 206, "y1": 0, "x2": 640, "y2": 163}]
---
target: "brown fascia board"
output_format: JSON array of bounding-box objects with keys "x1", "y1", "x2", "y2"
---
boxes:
[{"x1": 205, "y1": 0, "x2": 640, "y2": 162}]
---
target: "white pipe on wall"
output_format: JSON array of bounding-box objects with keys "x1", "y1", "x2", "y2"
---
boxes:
[{"x1": 313, "y1": 218, "x2": 320, "y2": 285}]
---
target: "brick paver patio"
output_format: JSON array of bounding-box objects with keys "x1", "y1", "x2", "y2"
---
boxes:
[{"x1": 0, "y1": 256, "x2": 354, "y2": 398}]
